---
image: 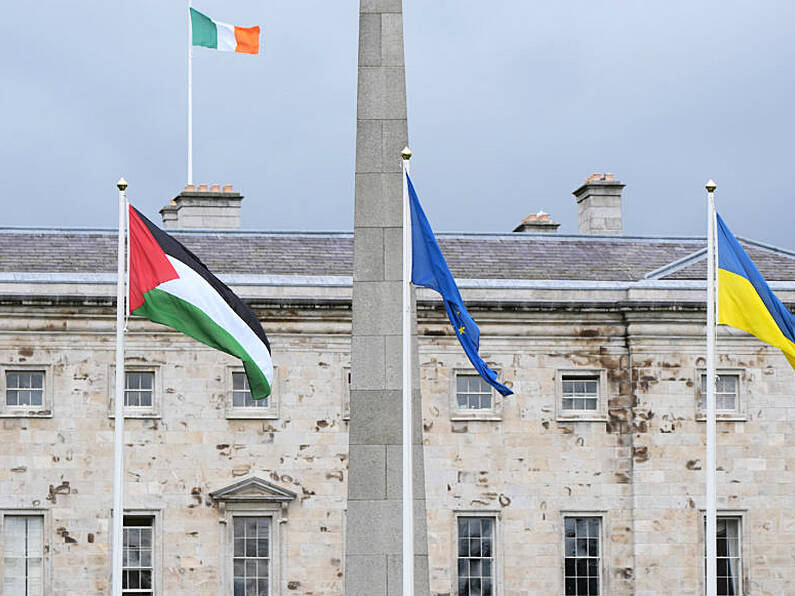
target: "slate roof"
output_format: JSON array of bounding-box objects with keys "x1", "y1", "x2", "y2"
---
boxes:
[{"x1": 2, "y1": 228, "x2": 795, "y2": 282}]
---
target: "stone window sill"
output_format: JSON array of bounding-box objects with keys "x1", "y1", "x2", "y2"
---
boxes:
[
  {"x1": 556, "y1": 415, "x2": 607, "y2": 423},
  {"x1": 225, "y1": 410, "x2": 279, "y2": 420},
  {"x1": 696, "y1": 414, "x2": 746, "y2": 422},
  {"x1": 450, "y1": 413, "x2": 502, "y2": 422},
  {"x1": 0, "y1": 410, "x2": 53, "y2": 418}
]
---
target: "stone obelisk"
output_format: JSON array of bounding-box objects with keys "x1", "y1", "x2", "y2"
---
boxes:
[{"x1": 345, "y1": 1, "x2": 429, "y2": 595}]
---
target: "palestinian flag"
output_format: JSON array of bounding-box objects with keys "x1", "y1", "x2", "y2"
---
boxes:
[
  {"x1": 128, "y1": 205, "x2": 273, "y2": 398},
  {"x1": 190, "y1": 8, "x2": 260, "y2": 55}
]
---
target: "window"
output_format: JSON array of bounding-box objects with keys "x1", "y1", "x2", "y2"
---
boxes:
[
  {"x1": 5, "y1": 371, "x2": 44, "y2": 408},
  {"x1": 704, "y1": 516, "x2": 742, "y2": 596},
  {"x1": 456, "y1": 375, "x2": 493, "y2": 410},
  {"x1": 457, "y1": 516, "x2": 495, "y2": 596},
  {"x1": 556, "y1": 370, "x2": 606, "y2": 422},
  {"x1": 232, "y1": 372, "x2": 267, "y2": 408},
  {"x1": 699, "y1": 374, "x2": 739, "y2": 411},
  {"x1": 109, "y1": 366, "x2": 161, "y2": 419},
  {"x1": 125, "y1": 372, "x2": 154, "y2": 408},
  {"x1": 1, "y1": 367, "x2": 52, "y2": 418},
  {"x1": 564, "y1": 517, "x2": 601, "y2": 595},
  {"x1": 123, "y1": 516, "x2": 154, "y2": 595},
  {"x1": 226, "y1": 368, "x2": 278, "y2": 419},
  {"x1": 561, "y1": 375, "x2": 599, "y2": 411},
  {"x1": 211, "y1": 477, "x2": 295, "y2": 596},
  {"x1": 3, "y1": 515, "x2": 44, "y2": 595},
  {"x1": 233, "y1": 517, "x2": 270, "y2": 596},
  {"x1": 451, "y1": 372, "x2": 501, "y2": 420}
]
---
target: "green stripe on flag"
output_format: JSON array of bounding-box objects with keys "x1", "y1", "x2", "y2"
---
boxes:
[
  {"x1": 190, "y1": 8, "x2": 218, "y2": 49},
  {"x1": 133, "y1": 287, "x2": 271, "y2": 398}
]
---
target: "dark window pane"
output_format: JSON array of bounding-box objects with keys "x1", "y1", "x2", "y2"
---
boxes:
[
  {"x1": 565, "y1": 577, "x2": 576, "y2": 595},
  {"x1": 140, "y1": 570, "x2": 152, "y2": 589},
  {"x1": 481, "y1": 539, "x2": 491, "y2": 557},
  {"x1": 458, "y1": 538, "x2": 469, "y2": 556},
  {"x1": 565, "y1": 558, "x2": 576, "y2": 576},
  {"x1": 577, "y1": 577, "x2": 588, "y2": 594},
  {"x1": 470, "y1": 539, "x2": 481, "y2": 557},
  {"x1": 234, "y1": 560, "x2": 245, "y2": 577},
  {"x1": 234, "y1": 539, "x2": 245, "y2": 557},
  {"x1": 246, "y1": 539, "x2": 257, "y2": 557},
  {"x1": 577, "y1": 538, "x2": 588, "y2": 556},
  {"x1": 565, "y1": 539, "x2": 576, "y2": 557},
  {"x1": 482, "y1": 578, "x2": 492, "y2": 596},
  {"x1": 589, "y1": 577, "x2": 599, "y2": 594},
  {"x1": 234, "y1": 578, "x2": 245, "y2": 596},
  {"x1": 257, "y1": 539, "x2": 269, "y2": 557},
  {"x1": 459, "y1": 578, "x2": 469, "y2": 595}
]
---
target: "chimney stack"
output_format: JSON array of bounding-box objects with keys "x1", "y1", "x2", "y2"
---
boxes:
[
  {"x1": 572, "y1": 173, "x2": 625, "y2": 235},
  {"x1": 160, "y1": 184, "x2": 243, "y2": 229},
  {"x1": 513, "y1": 210, "x2": 560, "y2": 233}
]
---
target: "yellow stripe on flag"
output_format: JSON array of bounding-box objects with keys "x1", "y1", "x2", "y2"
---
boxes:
[{"x1": 718, "y1": 268, "x2": 795, "y2": 368}]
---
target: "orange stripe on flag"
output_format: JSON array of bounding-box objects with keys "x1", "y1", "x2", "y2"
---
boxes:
[{"x1": 234, "y1": 26, "x2": 260, "y2": 54}]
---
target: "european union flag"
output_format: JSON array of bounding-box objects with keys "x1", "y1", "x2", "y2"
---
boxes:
[{"x1": 407, "y1": 173, "x2": 513, "y2": 396}]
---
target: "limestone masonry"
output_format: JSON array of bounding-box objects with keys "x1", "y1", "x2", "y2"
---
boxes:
[{"x1": 1, "y1": 170, "x2": 795, "y2": 594}]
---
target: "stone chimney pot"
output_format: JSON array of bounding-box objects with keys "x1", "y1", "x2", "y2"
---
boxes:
[
  {"x1": 160, "y1": 184, "x2": 243, "y2": 229},
  {"x1": 513, "y1": 210, "x2": 560, "y2": 233},
  {"x1": 573, "y1": 173, "x2": 625, "y2": 235}
]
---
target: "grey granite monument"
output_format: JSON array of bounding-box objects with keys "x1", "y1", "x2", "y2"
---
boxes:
[{"x1": 344, "y1": 0, "x2": 430, "y2": 594}]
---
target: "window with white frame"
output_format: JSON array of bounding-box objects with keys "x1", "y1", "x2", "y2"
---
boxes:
[
  {"x1": 109, "y1": 366, "x2": 160, "y2": 418},
  {"x1": 564, "y1": 517, "x2": 601, "y2": 595},
  {"x1": 210, "y1": 477, "x2": 294, "y2": 596},
  {"x1": 233, "y1": 516, "x2": 271, "y2": 596},
  {"x1": 123, "y1": 515, "x2": 154, "y2": 595},
  {"x1": 457, "y1": 516, "x2": 495, "y2": 596},
  {"x1": 232, "y1": 372, "x2": 267, "y2": 408},
  {"x1": 226, "y1": 368, "x2": 278, "y2": 419},
  {"x1": 699, "y1": 373, "x2": 740, "y2": 412},
  {"x1": 561, "y1": 375, "x2": 599, "y2": 411},
  {"x1": 5, "y1": 371, "x2": 45, "y2": 408},
  {"x1": 3, "y1": 515, "x2": 44, "y2": 595},
  {"x1": 704, "y1": 516, "x2": 742, "y2": 596},
  {"x1": 125, "y1": 372, "x2": 155, "y2": 408}
]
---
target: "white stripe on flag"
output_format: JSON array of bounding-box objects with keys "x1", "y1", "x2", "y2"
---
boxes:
[
  {"x1": 216, "y1": 21, "x2": 236, "y2": 51},
  {"x1": 158, "y1": 256, "x2": 274, "y2": 386}
]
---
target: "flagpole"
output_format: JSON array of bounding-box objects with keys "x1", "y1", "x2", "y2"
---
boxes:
[
  {"x1": 705, "y1": 178, "x2": 718, "y2": 596},
  {"x1": 187, "y1": 0, "x2": 193, "y2": 185},
  {"x1": 111, "y1": 178, "x2": 128, "y2": 596},
  {"x1": 401, "y1": 146, "x2": 414, "y2": 596}
]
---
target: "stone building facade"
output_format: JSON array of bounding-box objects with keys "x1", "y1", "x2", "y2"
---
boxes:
[{"x1": 1, "y1": 176, "x2": 794, "y2": 595}]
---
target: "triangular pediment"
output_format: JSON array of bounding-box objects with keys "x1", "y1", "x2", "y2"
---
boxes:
[{"x1": 209, "y1": 476, "x2": 297, "y2": 503}]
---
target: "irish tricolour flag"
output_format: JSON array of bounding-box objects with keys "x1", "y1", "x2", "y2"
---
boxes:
[
  {"x1": 190, "y1": 8, "x2": 260, "y2": 55},
  {"x1": 129, "y1": 206, "x2": 273, "y2": 398}
]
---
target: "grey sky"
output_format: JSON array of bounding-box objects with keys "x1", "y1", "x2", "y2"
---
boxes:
[{"x1": 2, "y1": 1, "x2": 795, "y2": 247}]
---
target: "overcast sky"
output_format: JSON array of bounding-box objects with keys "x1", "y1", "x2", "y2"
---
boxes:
[{"x1": 2, "y1": 1, "x2": 795, "y2": 247}]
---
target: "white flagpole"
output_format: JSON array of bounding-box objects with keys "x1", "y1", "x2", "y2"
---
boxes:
[
  {"x1": 187, "y1": 0, "x2": 194, "y2": 185},
  {"x1": 111, "y1": 178, "x2": 128, "y2": 596},
  {"x1": 401, "y1": 146, "x2": 414, "y2": 596},
  {"x1": 705, "y1": 178, "x2": 718, "y2": 596}
]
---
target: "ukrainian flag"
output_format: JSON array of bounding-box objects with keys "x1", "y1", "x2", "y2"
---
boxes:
[{"x1": 717, "y1": 213, "x2": 795, "y2": 368}]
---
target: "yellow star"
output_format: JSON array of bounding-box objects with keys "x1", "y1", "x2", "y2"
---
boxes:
[{"x1": 458, "y1": 326, "x2": 465, "y2": 334}]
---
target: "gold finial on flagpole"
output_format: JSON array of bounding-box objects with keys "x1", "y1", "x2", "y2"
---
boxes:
[
  {"x1": 705, "y1": 179, "x2": 716, "y2": 193},
  {"x1": 117, "y1": 178, "x2": 128, "y2": 191},
  {"x1": 401, "y1": 146, "x2": 412, "y2": 160}
]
